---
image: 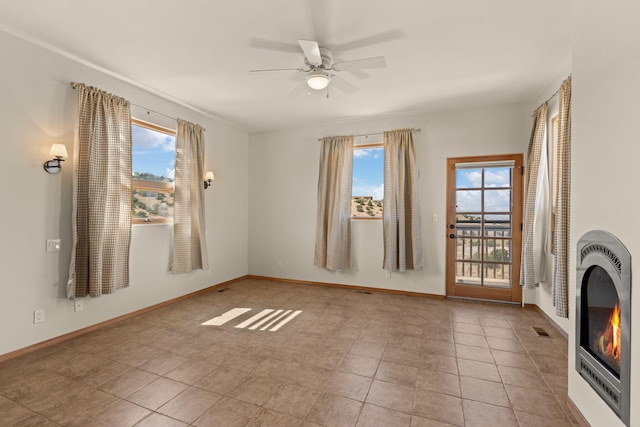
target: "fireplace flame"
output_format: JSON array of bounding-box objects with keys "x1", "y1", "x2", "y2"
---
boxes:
[{"x1": 599, "y1": 304, "x2": 621, "y2": 360}]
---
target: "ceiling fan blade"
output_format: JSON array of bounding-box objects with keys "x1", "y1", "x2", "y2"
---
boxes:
[
  {"x1": 330, "y1": 75, "x2": 361, "y2": 95},
  {"x1": 346, "y1": 69, "x2": 371, "y2": 80},
  {"x1": 286, "y1": 80, "x2": 310, "y2": 100},
  {"x1": 298, "y1": 39, "x2": 322, "y2": 66},
  {"x1": 249, "y1": 68, "x2": 305, "y2": 73},
  {"x1": 249, "y1": 37, "x2": 300, "y2": 54},
  {"x1": 333, "y1": 29, "x2": 404, "y2": 51},
  {"x1": 333, "y1": 56, "x2": 387, "y2": 71}
]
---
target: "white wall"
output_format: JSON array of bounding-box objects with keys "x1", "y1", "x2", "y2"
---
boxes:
[
  {"x1": 0, "y1": 31, "x2": 249, "y2": 356},
  {"x1": 568, "y1": 1, "x2": 640, "y2": 426},
  {"x1": 248, "y1": 105, "x2": 530, "y2": 296}
]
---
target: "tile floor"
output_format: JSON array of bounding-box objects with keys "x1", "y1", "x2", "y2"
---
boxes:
[{"x1": 0, "y1": 278, "x2": 578, "y2": 426}]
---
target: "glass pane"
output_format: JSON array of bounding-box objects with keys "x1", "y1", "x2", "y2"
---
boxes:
[
  {"x1": 484, "y1": 167, "x2": 512, "y2": 188},
  {"x1": 456, "y1": 168, "x2": 482, "y2": 188},
  {"x1": 352, "y1": 146, "x2": 384, "y2": 218},
  {"x1": 132, "y1": 124, "x2": 176, "y2": 183},
  {"x1": 456, "y1": 214, "x2": 481, "y2": 237},
  {"x1": 456, "y1": 190, "x2": 481, "y2": 212},
  {"x1": 484, "y1": 239, "x2": 511, "y2": 262},
  {"x1": 484, "y1": 214, "x2": 511, "y2": 238},
  {"x1": 133, "y1": 189, "x2": 174, "y2": 221},
  {"x1": 484, "y1": 189, "x2": 511, "y2": 212},
  {"x1": 456, "y1": 261, "x2": 482, "y2": 285},
  {"x1": 484, "y1": 264, "x2": 511, "y2": 287},
  {"x1": 457, "y1": 238, "x2": 481, "y2": 261}
]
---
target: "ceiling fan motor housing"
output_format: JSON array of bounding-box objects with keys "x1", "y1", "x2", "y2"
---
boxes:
[{"x1": 305, "y1": 46, "x2": 333, "y2": 70}]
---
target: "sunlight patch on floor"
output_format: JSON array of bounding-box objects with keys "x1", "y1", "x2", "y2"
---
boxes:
[
  {"x1": 201, "y1": 308, "x2": 251, "y2": 326},
  {"x1": 202, "y1": 308, "x2": 302, "y2": 332}
]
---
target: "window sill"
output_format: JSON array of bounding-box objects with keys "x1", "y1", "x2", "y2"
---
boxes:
[{"x1": 132, "y1": 219, "x2": 173, "y2": 225}]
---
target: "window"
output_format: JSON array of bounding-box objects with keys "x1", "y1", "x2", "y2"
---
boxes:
[
  {"x1": 549, "y1": 114, "x2": 559, "y2": 253},
  {"x1": 131, "y1": 118, "x2": 176, "y2": 224},
  {"x1": 352, "y1": 143, "x2": 384, "y2": 219}
]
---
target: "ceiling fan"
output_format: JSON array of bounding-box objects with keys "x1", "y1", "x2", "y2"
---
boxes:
[{"x1": 249, "y1": 39, "x2": 387, "y2": 98}]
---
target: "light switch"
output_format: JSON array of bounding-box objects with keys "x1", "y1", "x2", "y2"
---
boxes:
[
  {"x1": 46, "y1": 239, "x2": 61, "y2": 252},
  {"x1": 432, "y1": 214, "x2": 438, "y2": 222}
]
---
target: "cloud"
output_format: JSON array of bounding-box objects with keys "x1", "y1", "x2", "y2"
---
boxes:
[
  {"x1": 484, "y1": 189, "x2": 510, "y2": 212},
  {"x1": 353, "y1": 147, "x2": 383, "y2": 159},
  {"x1": 458, "y1": 168, "x2": 511, "y2": 188},
  {"x1": 484, "y1": 169, "x2": 511, "y2": 187},
  {"x1": 461, "y1": 170, "x2": 482, "y2": 187},
  {"x1": 456, "y1": 190, "x2": 481, "y2": 212},
  {"x1": 456, "y1": 189, "x2": 511, "y2": 213},
  {"x1": 353, "y1": 183, "x2": 384, "y2": 200},
  {"x1": 132, "y1": 125, "x2": 175, "y2": 152}
]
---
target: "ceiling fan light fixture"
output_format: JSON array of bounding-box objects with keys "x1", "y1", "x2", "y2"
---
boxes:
[{"x1": 306, "y1": 72, "x2": 330, "y2": 90}]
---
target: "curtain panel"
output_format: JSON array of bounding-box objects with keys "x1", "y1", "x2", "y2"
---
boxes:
[
  {"x1": 520, "y1": 104, "x2": 548, "y2": 288},
  {"x1": 314, "y1": 136, "x2": 353, "y2": 271},
  {"x1": 171, "y1": 119, "x2": 209, "y2": 273},
  {"x1": 383, "y1": 129, "x2": 424, "y2": 271},
  {"x1": 553, "y1": 76, "x2": 572, "y2": 318},
  {"x1": 67, "y1": 84, "x2": 132, "y2": 299}
]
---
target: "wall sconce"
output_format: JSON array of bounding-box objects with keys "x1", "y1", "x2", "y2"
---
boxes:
[
  {"x1": 203, "y1": 171, "x2": 214, "y2": 189},
  {"x1": 43, "y1": 144, "x2": 68, "y2": 174}
]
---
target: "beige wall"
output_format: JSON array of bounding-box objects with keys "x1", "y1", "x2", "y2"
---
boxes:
[
  {"x1": 568, "y1": 1, "x2": 640, "y2": 425},
  {"x1": 0, "y1": 31, "x2": 250, "y2": 356},
  {"x1": 248, "y1": 105, "x2": 530, "y2": 296}
]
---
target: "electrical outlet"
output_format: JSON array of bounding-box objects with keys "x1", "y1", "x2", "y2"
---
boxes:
[
  {"x1": 385, "y1": 270, "x2": 391, "y2": 278},
  {"x1": 34, "y1": 309, "x2": 45, "y2": 323},
  {"x1": 74, "y1": 299, "x2": 84, "y2": 312},
  {"x1": 277, "y1": 261, "x2": 283, "y2": 269}
]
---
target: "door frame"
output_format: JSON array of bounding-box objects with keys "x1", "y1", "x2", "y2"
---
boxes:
[{"x1": 445, "y1": 153, "x2": 524, "y2": 303}]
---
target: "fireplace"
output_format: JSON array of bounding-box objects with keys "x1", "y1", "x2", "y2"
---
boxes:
[{"x1": 576, "y1": 230, "x2": 631, "y2": 426}]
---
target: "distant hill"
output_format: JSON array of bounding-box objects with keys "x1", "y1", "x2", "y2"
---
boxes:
[{"x1": 351, "y1": 196, "x2": 383, "y2": 218}]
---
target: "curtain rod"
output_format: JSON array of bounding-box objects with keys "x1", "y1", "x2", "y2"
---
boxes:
[
  {"x1": 544, "y1": 88, "x2": 560, "y2": 105},
  {"x1": 317, "y1": 128, "x2": 421, "y2": 142},
  {"x1": 70, "y1": 82, "x2": 179, "y2": 124},
  {"x1": 542, "y1": 74, "x2": 572, "y2": 106}
]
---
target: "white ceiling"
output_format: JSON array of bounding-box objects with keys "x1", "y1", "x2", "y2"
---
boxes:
[{"x1": 0, "y1": 1, "x2": 572, "y2": 133}]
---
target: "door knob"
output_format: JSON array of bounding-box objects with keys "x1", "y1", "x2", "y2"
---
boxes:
[
  {"x1": 449, "y1": 233, "x2": 455, "y2": 239},
  {"x1": 449, "y1": 224, "x2": 455, "y2": 229}
]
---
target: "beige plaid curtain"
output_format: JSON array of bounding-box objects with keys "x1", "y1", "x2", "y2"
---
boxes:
[
  {"x1": 520, "y1": 104, "x2": 548, "y2": 288},
  {"x1": 383, "y1": 129, "x2": 423, "y2": 271},
  {"x1": 171, "y1": 119, "x2": 209, "y2": 273},
  {"x1": 553, "y1": 76, "x2": 572, "y2": 318},
  {"x1": 314, "y1": 136, "x2": 353, "y2": 271},
  {"x1": 67, "y1": 84, "x2": 132, "y2": 299}
]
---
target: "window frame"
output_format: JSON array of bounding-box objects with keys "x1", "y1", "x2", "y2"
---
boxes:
[
  {"x1": 131, "y1": 117, "x2": 176, "y2": 225},
  {"x1": 351, "y1": 142, "x2": 384, "y2": 221}
]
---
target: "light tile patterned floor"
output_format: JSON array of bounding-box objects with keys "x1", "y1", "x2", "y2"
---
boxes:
[{"x1": 0, "y1": 278, "x2": 578, "y2": 426}]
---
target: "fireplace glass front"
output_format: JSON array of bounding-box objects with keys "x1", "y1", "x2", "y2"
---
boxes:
[{"x1": 582, "y1": 265, "x2": 621, "y2": 378}]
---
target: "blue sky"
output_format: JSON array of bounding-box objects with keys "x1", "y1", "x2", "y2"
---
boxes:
[
  {"x1": 131, "y1": 124, "x2": 176, "y2": 181},
  {"x1": 353, "y1": 147, "x2": 384, "y2": 199}
]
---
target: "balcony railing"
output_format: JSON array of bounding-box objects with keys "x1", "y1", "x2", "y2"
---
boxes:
[{"x1": 455, "y1": 220, "x2": 511, "y2": 287}]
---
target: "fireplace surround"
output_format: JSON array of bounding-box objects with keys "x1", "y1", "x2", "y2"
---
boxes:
[{"x1": 576, "y1": 230, "x2": 631, "y2": 426}]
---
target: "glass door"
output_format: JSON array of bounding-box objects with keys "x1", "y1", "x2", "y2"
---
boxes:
[{"x1": 446, "y1": 154, "x2": 523, "y2": 302}]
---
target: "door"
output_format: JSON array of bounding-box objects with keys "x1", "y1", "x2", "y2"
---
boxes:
[{"x1": 446, "y1": 154, "x2": 523, "y2": 303}]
